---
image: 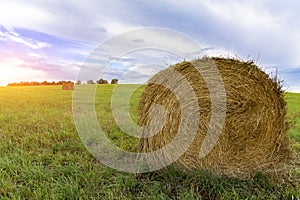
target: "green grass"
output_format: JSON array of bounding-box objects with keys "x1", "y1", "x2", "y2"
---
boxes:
[
  {"x1": 286, "y1": 93, "x2": 300, "y2": 143},
  {"x1": 0, "y1": 85, "x2": 299, "y2": 199}
]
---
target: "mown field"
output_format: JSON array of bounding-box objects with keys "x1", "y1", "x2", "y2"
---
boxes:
[{"x1": 0, "y1": 85, "x2": 299, "y2": 199}]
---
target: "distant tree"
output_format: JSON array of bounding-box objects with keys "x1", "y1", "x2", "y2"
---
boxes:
[
  {"x1": 76, "y1": 80, "x2": 82, "y2": 85},
  {"x1": 97, "y1": 78, "x2": 108, "y2": 84},
  {"x1": 7, "y1": 82, "x2": 17, "y2": 86},
  {"x1": 41, "y1": 81, "x2": 48, "y2": 85},
  {"x1": 87, "y1": 80, "x2": 95, "y2": 84},
  {"x1": 57, "y1": 81, "x2": 64, "y2": 85},
  {"x1": 7, "y1": 80, "x2": 76, "y2": 86},
  {"x1": 110, "y1": 78, "x2": 118, "y2": 84}
]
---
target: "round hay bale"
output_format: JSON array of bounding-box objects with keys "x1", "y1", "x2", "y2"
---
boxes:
[
  {"x1": 62, "y1": 82, "x2": 74, "y2": 90},
  {"x1": 138, "y1": 57, "x2": 291, "y2": 179},
  {"x1": 111, "y1": 78, "x2": 119, "y2": 84}
]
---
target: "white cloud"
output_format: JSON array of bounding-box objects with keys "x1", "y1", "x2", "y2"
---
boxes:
[
  {"x1": 198, "y1": 1, "x2": 300, "y2": 66},
  {"x1": 0, "y1": 0, "x2": 142, "y2": 42},
  {"x1": 203, "y1": 47, "x2": 236, "y2": 58},
  {"x1": 9, "y1": 36, "x2": 51, "y2": 49},
  {"x1": 27, "y1": 52, "x2": 46, "y2": 58},
  {"x1": 200, "y1": 1, "x2": 278, "y2": 29},
  {"x1": 0, "y1": 1, "x2": 54, "y2": 32},
  {"x1": 143, "y1": 0, "x2": 300, "y2": 67},
  {"x1": 100, "y1": 19, "x2": 141, "y2": 36},
  {"x1": 0, "y1": 27, "x2": 52, "y2": 49}
]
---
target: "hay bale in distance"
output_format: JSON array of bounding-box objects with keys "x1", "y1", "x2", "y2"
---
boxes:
[
  {"x1": 111, "y1": 78, "x2": 119, "y2": 84},
  {"x1": 62, "y1": 82, "x2": 74, "y2": 90},
  {"x1": 97, "y1": 79, "x2": 109, "y2": 84},
  {"x1": 138, "y1": 57, "x2": 291, "y2": 179}
]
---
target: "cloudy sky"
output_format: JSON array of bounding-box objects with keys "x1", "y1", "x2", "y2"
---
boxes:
[{"x1": 0, "y1": 0, "x2": 299, "y2": 92}]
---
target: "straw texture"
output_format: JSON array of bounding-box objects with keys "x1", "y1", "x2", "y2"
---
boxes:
[{"x1": 138, "y1": 57, "x2": 291, "y2": 179}]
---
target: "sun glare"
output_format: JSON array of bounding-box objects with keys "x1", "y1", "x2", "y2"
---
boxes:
[{"x1": 0, "y1": 57, "x2": 45, "y2": 86}]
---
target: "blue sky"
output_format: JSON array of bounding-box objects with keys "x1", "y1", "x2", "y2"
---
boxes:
[{"x1": 0, "y1": 0, "x2": 299, "y2": 92}]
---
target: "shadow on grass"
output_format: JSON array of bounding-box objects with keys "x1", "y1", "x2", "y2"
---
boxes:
[{"x1": 126, "y1": 165, "x2": 300, "y2": 200}]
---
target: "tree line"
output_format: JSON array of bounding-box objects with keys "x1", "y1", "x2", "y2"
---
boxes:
[{"x1": 7, "y1": 79, "x2": 118, "y2": 86}]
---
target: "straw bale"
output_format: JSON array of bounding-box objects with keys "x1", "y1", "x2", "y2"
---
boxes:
[
  {"x1": 62, "y1": 82, "x2": 74, "y2": 90},
  {"x1": 138, "y1": 57, "x2": 291, "y2": 179}
]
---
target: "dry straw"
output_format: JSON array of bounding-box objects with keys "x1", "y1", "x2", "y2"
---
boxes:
[
  {"x1": 62, "y1": 82, "x2": 75, "y2": 90},
  {"x1": 138, "y1": 57, "x2": 292, "y2": 179}
]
